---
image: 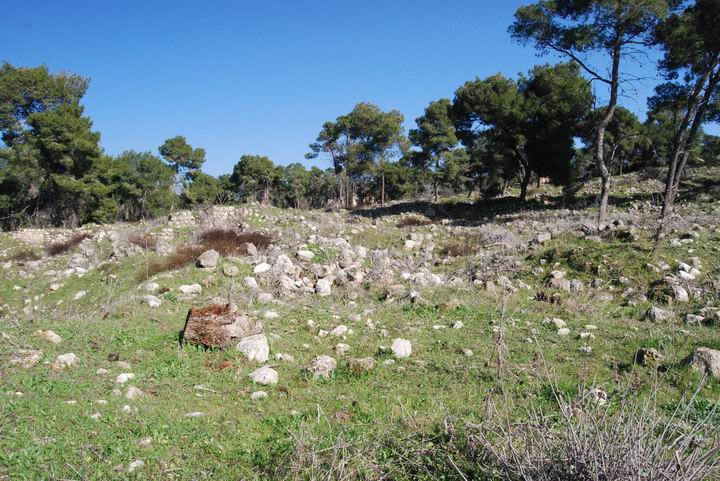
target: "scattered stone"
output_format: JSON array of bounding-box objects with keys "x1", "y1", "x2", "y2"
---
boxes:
[
  {"x1": 243, "y1": 276, "x2": 259, "y2": 290},
  {"x1": 391, "y1": 338, "x2": 412, "y2": 358},
  {"x1": 316, "y1": 278, "x2": 332, "y2": 296},
  {"x1": 635, "y1": 348, "x2": 664, "y2": 366},
  {"x1": 297, "y1": 250, "x2": 315, "y2": 262},
  {"x1": 534, "y1": 232, "x2": 552, "y2": 244},
  {"x1": 249, "y1": 366, "x2": 278, "y2": 385},
  {"x1": 144, "y1": 295, "x2": 162, "y2": 308},
  {"x1": 185, "y1": 411, "x2": 205, "y2": 417},
  {"x1": 237, "y1": 334, "x2": 270, "y2": 363},
  {"x1": 52, "y1": 353, "x2": 79, "y2": 371},
  {"x1": 181, "y1": 304, "x2": 263, "y2": 349},
  {"x1": 125, "y1": 386, "x2": 144, "y2": 399},
  {"x1": 349, "y1": 357, "x2": 375, "y2": 374},
  {"x1": 10, "y1": 350, "x2": 43, "y2": 369},
  {"x1": 329, "y1": 325, "x2": 348, "y2": 337},
  {"x1": 334, "y1": 343, "x2": 350, "y2": 356},
  {"x1": 690, "y1": 347, "x2": 720, "y2": 379},
  {"x1": 644, "y1": 306, "x2": 674, "y2": 322},
  {"x1": 251, "y1": 390, "x2": 268, "y2": 401},
  {"x1": 197, "y1": 249, "x2": 220, "y2": 268},
  {"x1": 557, "y1": 327, "x2": 571, "y2": 336},
  {"x1": 37, "y1": 330, "x2": 62, "y2": 344},
  {"x1": 116, "y1": 373, "x2": 136, "y2": 384},
  {"x1": 586, "y1": 388, "x2": 608, "y2": 406},
  {"x1": 223, "y1": 265, "x2": 239, "y2": 277},
  {"x1": 179, "y1": 283, "x2": 202, "y2": 295},
  {"x1": 74, "y1": 291, "x2": 87, "y2": 300},
  {"x1": 254, "y1": 262, "x2": 271, "y2": 274},
  {"x1": 462, "y1": 349, "x2": 474, "y2": 357},
  {"x1": 309, "y1": 355, "x2": 337, "y2": 379},
  {"x1": 127, "y1": 460, "x2": 144, "y2": 473},
  {"x1": 452, "y1": 321, "x2": 464, "y2": 329}
]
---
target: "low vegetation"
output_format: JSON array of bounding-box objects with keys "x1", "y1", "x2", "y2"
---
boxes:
[{"x1": 45, "y1": 233, "x2": 91, "y2": 256}]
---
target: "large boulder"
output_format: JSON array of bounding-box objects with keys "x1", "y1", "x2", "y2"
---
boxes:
[
  {"x1": 690, "y1": 347, "x2": 720, "y2": 379},
  {"x1": 197, "y1": 249, "x2": 220, "y2": 268}
]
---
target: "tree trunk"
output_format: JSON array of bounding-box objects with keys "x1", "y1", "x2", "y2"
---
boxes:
[
  {"x1": 598, "y1": 176, "x2": 611, "y2": 222},
  {"x1": 519, "y1": 167, "x2": 531, "y2": 203},
  {"x1": 595, "y1": 40, "x2": 622, "y2": 224},
  {"x1": 433, "y1": 181, "x2": 439, "y2": 203},
  {"x1": 659, "y1": 65, "x2": 718, "y2": 223},
  {"x1": 381, "y1": 169, "x2": 385, "y2": 208}
]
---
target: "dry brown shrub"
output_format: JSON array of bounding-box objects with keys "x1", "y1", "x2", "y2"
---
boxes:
[
  {"x1": 396, "y1": 214, "x2": 432, "y2": 228},
  {"x1": 46, "y1": 233, "x2": 91, "y2": 256},
  {"x1": 138, "y1": 245, "x2": 206, "y2": 281},
  {"x1": 197, "y1": 229, "x2": 273, "y2": 255},
  {"x1": 128, "y1": 232, "x2": 158, "y2": 250}
]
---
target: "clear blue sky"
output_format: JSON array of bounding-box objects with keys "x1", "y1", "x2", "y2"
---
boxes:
[{"x1": 3, "y1": 0, "x2": 715, "y2": 176}]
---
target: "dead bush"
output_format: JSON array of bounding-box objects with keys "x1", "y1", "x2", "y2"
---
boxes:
[
  {"x1": 440, "y1": 225, "x2": 517, "y2": 257},
  {"x1": 128, "y1": 232, "x2": 158, "y2": 250},
  {"x1": 440, "y1": 239, "x2": 480, "y2": 257},
  {"x1": 396, "y1": 214, "x2": 432, "y2": 228},
  {"x1": 46, "y1": 233, "x2": 91, "y2": 256},
  {"x1": 468, "y1": 384, "x2": 720, "y2": 481},
  {"x1": 197, "y1": 229, "x2": 273, "y2": 255},
  {"x1": 137, "y1": 245, "x2": 206, "y2": 281}
]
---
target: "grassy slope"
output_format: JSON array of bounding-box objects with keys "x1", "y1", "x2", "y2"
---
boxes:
[{"x1": 1, "y1": 170, "x2": 720, "y2": 480}]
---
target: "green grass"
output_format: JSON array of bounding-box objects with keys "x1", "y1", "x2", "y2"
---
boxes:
[{"x1": 1, "y1": 193, "x2": 720, "y2": 479}]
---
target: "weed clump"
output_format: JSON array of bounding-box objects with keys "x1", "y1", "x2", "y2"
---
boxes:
[
  {"x1": 46, "y1": 233, "x2": 91, "y2": 256},
  {"x1": 197, "y1": 229, "x2": 273, "y2": 255}
]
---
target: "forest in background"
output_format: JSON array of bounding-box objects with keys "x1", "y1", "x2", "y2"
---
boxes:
[{"x1": 1, "y1": 0, "x2": 719, "y2": 230}]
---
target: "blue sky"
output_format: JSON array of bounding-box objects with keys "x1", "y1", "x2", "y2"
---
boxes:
[{"x1": 3, "y1": 0, "x2": 714, "y2": 176}]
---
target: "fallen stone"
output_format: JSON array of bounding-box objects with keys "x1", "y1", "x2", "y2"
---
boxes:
[
  {"x1": 179, "y1": 283, "x2": 202, "y2": 295},
  {"x1": 249, "y1": 366, "x2": 278, "y2": 385},
  {"x1": 223, "y1": 265, "x2": 239, "y2": 277},
  {"x1": 309, "y1": 355, "x2": 337, "y2": 379},
  {"x1": 645, "y1": 306, "x2": 674, "y2": 322},
  {"x1": 144, "y1": 295, "x2": 162, "y2": 308},
  {"x1": 197, "y1": 249, "x2": 220, "y2": 268},
  {"x1": 125, "y1": 386, "x2": 144, "y2": 399},
  {"x1": 237, "y1": 334, "x2": 270, "y2": 363},
  {"x1": 254, "y1": 262, "x2": 271, "y2": 274},
  {"x1": 391, "y1": 338, "x2": 412, "y2": 358},
  {"x1": 10, "y1": 350, "x2": 43, "y2": 368},
  {"x1": 690, "y1": 347, "x2": 720, "y2": 379},
  {"x1": 316, "y1": 278, "x2": 332, "y2": 296},
  {"x1": 37, "y1": 330, "x2": 62, "y2": 344},
  {"x1": 251, "y1": 390, "x2": 268, "y2": 401},
  {"x1": 52, "y1": 353, "x2": 79, "y2": 371}
]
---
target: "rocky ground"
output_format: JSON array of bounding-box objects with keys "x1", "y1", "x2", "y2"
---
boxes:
[{"x1": 1, "y1": 167, "x2": 720, "y2": 480}]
